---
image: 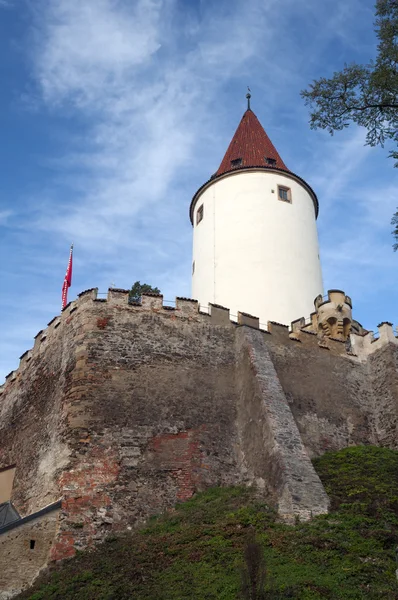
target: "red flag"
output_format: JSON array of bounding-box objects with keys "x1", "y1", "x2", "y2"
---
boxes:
[{"x1": 62, "y1": 244, "x2": 73, "y2": 309}]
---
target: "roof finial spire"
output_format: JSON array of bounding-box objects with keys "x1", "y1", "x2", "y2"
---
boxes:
[{"x1": 246, "y1": 87, "x2": 251, "y2": 110}]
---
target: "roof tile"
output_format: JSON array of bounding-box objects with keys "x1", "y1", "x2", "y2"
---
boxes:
[{"x1": 216, "y1": 109, "x2": 289, "y2": 176}]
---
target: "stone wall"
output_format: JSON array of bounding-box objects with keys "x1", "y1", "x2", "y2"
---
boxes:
[
  {"x1": 1, "y1": 288, "x2": 398, "y2": 587},
  {"x1": 53, "y1": 295, "x2": 243, "y2": 558},
  {"x1": 369, "y1": 343, "x2": 398, "y2": 448},
  {"x1": 0, "y1": 506, "x2": 60, "y2": 600},
  {"x1": 0, "y1": 306, "x2": 78, "y2": 516},
  {"x1": 265, "y1": 323, "x2": 376, "y2": 457}
]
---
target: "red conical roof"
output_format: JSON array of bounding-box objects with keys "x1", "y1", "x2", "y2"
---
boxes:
[
  {"x1": 189, "y1": 106, "x2": 319, "y2": 224},
  {"x1": 216, "y1": 109, "x2": 289, "y2": 176}
]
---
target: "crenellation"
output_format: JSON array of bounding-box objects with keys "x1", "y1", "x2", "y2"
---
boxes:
[
  {"x1": 33, "y1": 334, "x2": 42, "y2": 352},
  {"x1": 268, "y1": 321, "x2": 289, "y2": 328},
  {"x1": 66, "y1": 299, "x2": 78, "y2": 315},
  {"x1": 299, "y1": 328, "x2": 317, "y2": 336},
  {"x1": 176, "y1": 297, "x2": 199, "y2": 317},
  {"x1": 176, "y1": 296, "x2": 197, "y2": 302},
  {"x1": 141, "y1": 292, "x2": 163, "y2": 310},
  {"x1": 325, "y1": 336, "x2": 352, "y2": 357},
  {"x1": 109, "y1": 287, "x2": 130, "y2": 293},
  {"x1": 378, "y1": 322, "x2": 397, "y2": 344},
  {"x1": 288, "y1": 333, "x2": 301, "y2": 342},
  {"x1": 294, "y1": 328, "x2": 323, "y2": 351},
  {"x1": 19, "y1": 350, "x2": 31, "y2": 361},
  {"x1": 350, "y1": 322, "x2": 398, "y2": 359},
  {"x1": 5, "y1": 287, "x2": 383, "y2": 394},
  {"x1": 78, "y1": 287, "x2": 98, "y2": 298},
  {"x1": 0, "y1": 291, "x2": 89, "y2": 391},
  {"x1": 107, "y1": 288, "x2": 130, "y2": 306},
  {"x1": 267, "y1": 322, "x2": 289, "y2": 341},
  {"x1": 237, "y1": 311, "x2": 259, "y2": 329},
  {"x1": 47, "y1": 316, "x2": 59, "y2": 327},
  {"x1": 5, "y1": 371, "x2": 16, "y2": 382},
  {"x1": 287, "y1": 290, "x2": 372, "y2": 355},
  {"x1": 209, "y1": 303, "x2": 231, "y2": 326},
  {"x1": 291, "y1": 317, "x2": 305, "y2": 332},
  {"x1": 313, "y1": 290, "x2": 353, "y2": 340}
]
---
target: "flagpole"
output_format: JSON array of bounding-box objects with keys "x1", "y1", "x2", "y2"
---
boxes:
[{"x1": 62, "y1": 244, "x2": 74, "y2": 310}]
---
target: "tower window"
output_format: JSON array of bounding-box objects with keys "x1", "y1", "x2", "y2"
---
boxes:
[
  {"x1": 231, "y1": 158, "x2": 242, "y2": 167},
  {"x1": 278, "y1": 185, "x2": 291, "y2": 203},
  {"x1": 30, "y1": 540, "x2": 36, "y2": 550},
  {"x1": 265, "y1": 157, "x2": 276, "y2": 167},
  {"x1": 196, "y1": 204, "x2": 204, "y2": 225}
]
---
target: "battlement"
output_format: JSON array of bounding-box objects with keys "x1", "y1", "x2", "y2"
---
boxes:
[
  {"x1": 0, "y1": 288, "x2": 97, "y2": 393},
  {"x1": 291, "y1": 288, "x2": 369, "y2": 344},
  {"x1": 1, "y1": 288, "x2": 276, "y2": 390},
  {"x1": 288, "y1": 288, "x2": 398, "y2": 358},
  {"x1": 0, "y1": 289, "x2": 257, "y2": 391},
  {"x1": 2, "y1": 287, "x2": 397, "y2": 393},
  {"x1": 350, "y1": 322, "x2": 398, "y2": 359},
  {"x1": 313, "y1": 289, "x2": 353, "y2": 340},
  {"x1": 314, "y1": 289, "x2": 352, "y2": 310}
]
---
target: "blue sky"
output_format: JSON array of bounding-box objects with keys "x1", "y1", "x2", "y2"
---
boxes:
[{"x1": 1, "y1": 0, "x2": 397, "y2": 381}]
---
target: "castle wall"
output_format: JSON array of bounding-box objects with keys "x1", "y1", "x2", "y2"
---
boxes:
[
  {"x1": 368, "y1": 343, "x2": 398, "y2": 448},
  {"x1": 50, "y1": 294, "x2": 244, "y2": 559},
  {"x1": 1, "y1": 288, "x2": 398, "y2": 584},
  {"x1": 0, "y1": 304, "x2": 79, "y2": 516},
  {"x1": 265, "y1": 325, "x2": 376, "y2": 457}
]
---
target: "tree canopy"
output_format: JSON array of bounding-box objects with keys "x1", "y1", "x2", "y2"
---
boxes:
[
  {"x1": 301, "y1": 0, "x2": 398, "y2": 167},
  {"x1": 129, "y1": 281, "x2": 161, "y2": 302}
]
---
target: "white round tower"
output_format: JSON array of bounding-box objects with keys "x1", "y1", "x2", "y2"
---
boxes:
[{"x1": 190, "y1": 100, "x2": 323, "y2": 326}]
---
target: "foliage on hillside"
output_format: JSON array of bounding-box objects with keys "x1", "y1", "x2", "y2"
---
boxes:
[{"x1": 18, "y1": 446, "x2": 398, "y2": 600}]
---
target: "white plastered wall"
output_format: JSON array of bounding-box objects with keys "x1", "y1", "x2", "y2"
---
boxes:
[
  {"x1": 191, "y1": 170, "x2": 323, "y2": 326},
  {"x1": 0, "y1": 466, "x2": 16, "y2": 504}
]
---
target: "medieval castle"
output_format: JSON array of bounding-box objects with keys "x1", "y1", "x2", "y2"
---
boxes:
[{"x1": 1, "y1": 99, "x2": 397, "y2": 598}]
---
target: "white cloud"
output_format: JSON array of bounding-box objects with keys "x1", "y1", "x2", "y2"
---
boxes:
[
  {"x1": 309, "y1": 128, "x2": 372, "y2": 214},
  {"x1": 26, "y1": 0, "x2": 280, "y2": 254},
  {"x1": 33, "y1": 0, "x2": 163, "y2": 107}
]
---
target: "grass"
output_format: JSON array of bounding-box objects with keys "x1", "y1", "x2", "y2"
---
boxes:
[{"x1": 17, "y1": 446, "x2": 398, "y2": 599}]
